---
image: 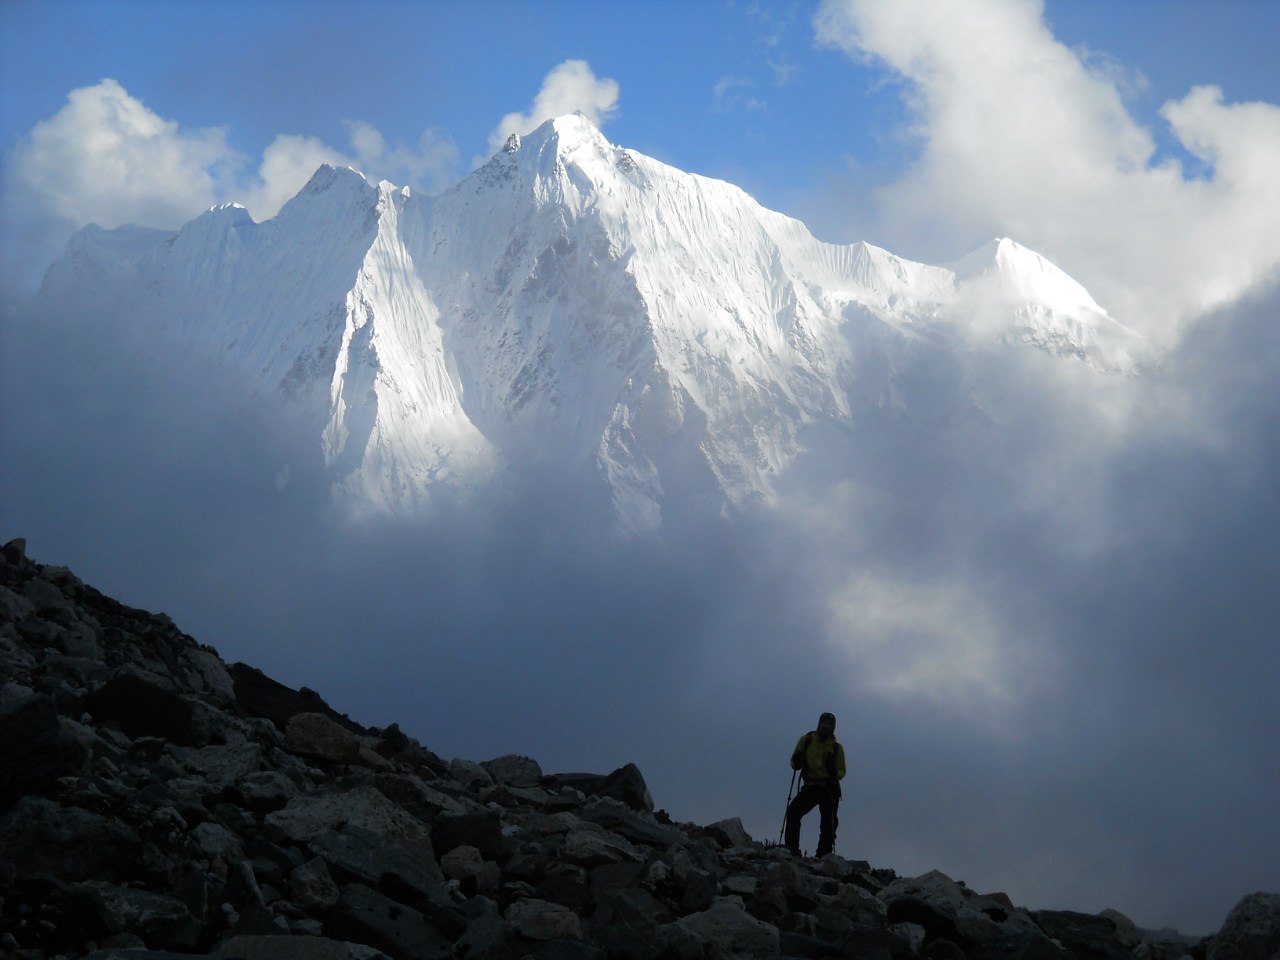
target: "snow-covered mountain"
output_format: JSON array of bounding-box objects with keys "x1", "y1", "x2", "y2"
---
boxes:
[{"x1": 30, "y1": 113, "x2": 1148, "y2": 530}]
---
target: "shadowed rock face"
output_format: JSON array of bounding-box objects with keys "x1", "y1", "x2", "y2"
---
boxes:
[{"x1": 0, "y1": 538, "x2": 1261, "y2": 959}]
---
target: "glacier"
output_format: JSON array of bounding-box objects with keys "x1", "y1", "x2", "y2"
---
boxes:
[{"x1": 28, "y1": 113, "x2": 1150, "y2": 531}]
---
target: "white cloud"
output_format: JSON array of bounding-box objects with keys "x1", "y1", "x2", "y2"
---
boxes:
[
  {"x1": 827, "y1": 569, "x2": 1020, "y2": 713},
  {"x1": 345, "y1": 121, "x2": 459, "y2": 197},
  {"x1": 487, "y1": 60, "x2": 620, "y2": 155},
  {"x1": 7, "y1": 78, "x2": 233, "y2": 231},
  {"x1": 713, "y1": 76, "x2": 767, "y2": 113},
  {"x1": 813, "y1": 0, "x2": 1280, "y2": 338},
  {"x1": 1, "y1": 79, "x2": 460, "y2": 297}
]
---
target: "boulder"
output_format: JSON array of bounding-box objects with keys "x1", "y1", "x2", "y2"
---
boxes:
[
  {"x1": 563, "y1": 827, "x2": 644, "y2": 867},
  {"x1": 0, "y1": 795, "x2": 141, "y2": 884},
  {"x1": 76, "y1": 880, "x2": 202, "y2": 951},
  {"x1": 881, "y1": 870, "x2": 1045, "y2": 949},
  {"x1": 449, "y1": 757, "x2": 494, "y2": 789},
  {"x1": 667, "y1": 896, "x2": 781, "y2": 959},
  {"x1": 598, "y1": 763, "x2": 654, "y2": 813},
  {"x1": 578, "y1": 796, "x2": 684, "y2": 849},
  {"x1": 264, "y1": 786, "x2": 431, "y2": 851},
  {"x1": 285, "y1": 712, "x2": 363, "y2": 764},
  {"x1": 1207, "y1": 892, "x2": 1280, "y2": 960},
  {"x1": 1032, "y1": 909, "x2": 1136, "y2": 960},
  {"x1": 309, "y1": 824, "x2": 445, "y2": 900},
  {"x1": 229, "y1": 662, "x2": 363, "y2": 735},
  {"x1": 0, "y1": 693, "x2": 92, "y2": 804},
  {"x1": 326, "y1": 883, "x2": 453, "y2": 960},
  {"x1": 482, "y1": 753, "x2": 543, "y2": 787},
  {"x1": 84, "y1": 673, "x2": 197, "y2": 745},
  {"x1": 289, "y1": 857, "x2": 342, "y2": 912},
  {"x1": 506, "y1": 897, "x2": 584, "y2": 941},
  {"x1": 430, "y1": 810, "x2": 504, "y2": 859},
  {"x1": 706, "y1": 817, "x2": 755, "y2": 850},
  {"x1": 439, "y1": 845, "x2": 501, "y2": 894}
]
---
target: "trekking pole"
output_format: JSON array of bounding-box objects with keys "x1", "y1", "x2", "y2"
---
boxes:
[{"x1": 778, "y1": 769, "x2": 798, "y2": 845}]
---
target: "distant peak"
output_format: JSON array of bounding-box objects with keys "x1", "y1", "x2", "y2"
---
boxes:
[
  {"x1": 301, "y1": 163, "x2": 371, "y2": 194},
  {"x1": 520, "y1": 113, "x2": 611, "y2": 154}
]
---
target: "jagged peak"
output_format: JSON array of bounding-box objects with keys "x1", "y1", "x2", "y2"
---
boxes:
[
  {"x1": 494, "y1": 113, "x2": 615, "y2": 176},
  {"x1": 523, "y1": 112, "x2": 610, "y2": 152},
  {"x1": 194, "y1": 202, "x2": 254, "y2": 226},
  {"x1": 948, "y1": 237, "x2": 1102, "y2": 312},
  {"x1": 299, "y1": 163, "x2": 373, "y2": 195},
  {"x1": 272, "y1": 163, "x2": 379, "y2": 226}
]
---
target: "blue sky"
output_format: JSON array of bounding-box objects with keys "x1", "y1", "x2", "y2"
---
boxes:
[
  {"x1": 4, "y1": 0, "x2": 1280, "y2": 322},
  {"x1": 3, "y1": 0, "x2": 1280, "y2": 938}
]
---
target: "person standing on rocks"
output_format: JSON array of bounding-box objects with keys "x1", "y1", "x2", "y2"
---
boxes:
[{"x1": 784, "y1": 711, "x2": 846, "y2": 858}]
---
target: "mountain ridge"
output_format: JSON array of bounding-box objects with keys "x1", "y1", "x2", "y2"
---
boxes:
[{"x1": 27, "y1": 114, "x2": 1151, "y2": 530}]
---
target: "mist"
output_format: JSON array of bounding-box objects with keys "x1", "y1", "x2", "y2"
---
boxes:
[{"x1": 2, "y1": 274, "x2": 1278, "y2": 936}]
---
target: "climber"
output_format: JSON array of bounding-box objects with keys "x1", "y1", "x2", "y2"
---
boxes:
[{"x1": 783, "y1": 711, "x2": 846, "y2": 858}]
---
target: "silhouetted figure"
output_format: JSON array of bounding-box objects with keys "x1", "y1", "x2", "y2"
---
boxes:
[{"x1": 784, "y1": 711, "x2": 846, "y2": 857}]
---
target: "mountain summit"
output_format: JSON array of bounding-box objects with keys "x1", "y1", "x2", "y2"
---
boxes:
[{"x1": 31, "y1": 115, "x2": 1149, "y2": 529}]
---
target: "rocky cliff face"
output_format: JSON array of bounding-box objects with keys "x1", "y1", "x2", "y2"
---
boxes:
[{"x1": 0, "y1": 539, "x2": 1271, "y2": 960}]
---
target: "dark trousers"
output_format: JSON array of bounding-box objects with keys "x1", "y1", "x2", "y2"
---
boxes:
[{"x1": 784, "y1": 781, "x2": 840, "y2": 856}]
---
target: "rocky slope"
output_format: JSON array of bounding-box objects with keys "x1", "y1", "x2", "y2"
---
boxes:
[{"x1": 1, "y1": 539, "x2": 1272, "y2": 960}]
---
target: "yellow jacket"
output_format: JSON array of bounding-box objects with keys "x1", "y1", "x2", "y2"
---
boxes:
[{"x1": 792, "y1": 731, "x2": 846, "y2": 784}]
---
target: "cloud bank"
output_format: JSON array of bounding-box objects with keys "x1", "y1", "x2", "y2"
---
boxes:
[
  {"x1": 5, "y1": 266, "x2": 1277, "y2": 934},
  {"x1": 813, "y1": 0, "x2": 1280, "y2": 339},
  {"x1": 1, "y1": 79, "x2": 459, "y2": 296}
]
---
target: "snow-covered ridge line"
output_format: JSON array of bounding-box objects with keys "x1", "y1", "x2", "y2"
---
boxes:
[{"x1": 30, "y1": 113, "x2": 1150, "y2": 530}]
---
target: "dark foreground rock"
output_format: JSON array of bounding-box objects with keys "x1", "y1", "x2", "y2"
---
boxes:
[{"x1": 0, "y1": 538, "x2": 1271, "y2": 959}]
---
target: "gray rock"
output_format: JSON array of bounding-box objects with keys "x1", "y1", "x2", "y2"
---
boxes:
[
  {"x1": 285, "y1": 712, "x2": 363, "y2": 763},
  {"x1": 482, "y1": 753, "x2": 543, "y2": 787},
  {"x1": 667, "y1": 896, "x2": 780, "y2": 959},
  {"x1": 578, "y1": 796, "x2": 684, "y2": 849},
  {"x1": 228, "y1": 662, "x2": 362, "y2": 735},
  {"x1": 598, "y1": 763, "x2": 654, "y2": 813},
  {"x1": 1033, "y1": 909, "x2": 1136, "y2": 960},
  {"x1": 290, "y1": 857, "x2": 343, "y2": 912},
  {"x1": 431, "y1": 810, "x2": 504, "y2": 859},
  {"x1": 85, "y1": 673, "x2": 197, "y2": 745},
  {"x1": 1207, "y1": 892, "x2": 1280, "y2": 960},
  {"x1": 506, "y1": 897, "x2": 584, "y2": 941},
  {"x1": 327, "y1": 883, "x2": 454, "y2": 960},
  {"x1": 439, "y1": 845, "x2": 501, "y2": 894},
  {"x1": 563, "y1": 827, "x2": 644, "y2": 867},
  {"x1": 0, "y1": 795, "x2": 141, "y2": 883},
  {"x1": 706, "y1": 817, "x2": 756, "y2": 850},
  {"x1": 179, "y1": 741, "x2": 265, "y2": 788},
  {"x1": 182, "y1": 647, "x2": 237, "y2": 703},
  {"x1": 309, "y1": 824, "x2": 445, "y2": 902},
  {"x1": 264, "y1": 786, "x2": 432, "y2": 849},
  {"x1": 449, "y1": 757, "x2": 494, "y2": 788},
  {"x1": 76, "y1": 880, "x2": 202, "y2": 951},
  {"x1": 882, "y1": 870, "x2": 1044, "y2": 948},
  {"x1": 239, "y1": 769, "x2": 300, "y2": 811},
  {"x1": 189, "y1": 821, "x2": 246, "y2": 862},
  {"x1": 0, "y1": 693, "x2": 92, "y2": 804}
]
